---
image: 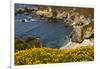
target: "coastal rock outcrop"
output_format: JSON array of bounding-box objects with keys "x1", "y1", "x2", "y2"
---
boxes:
[
  {"x1": 60, "y1": 39, "x2": 93, "y2": 49},
  {"x1": 60, "y1": 8, "x2": 94, "y2": 49},
  {"x1": 83, "y1": 19, "x2": 94, "y2": 39},
  {"x1": 25, "y1": 36, "x2": 43, "y2": 48},
  {"x1": 36, "y1": 7, "x2": 53, "y2": 18},
  {"x1": 15, "y1": 36, "x2": 43, "y2": 52},
  {"x1": 70, "y1": 26, "x2": 83, "y2": 43}
]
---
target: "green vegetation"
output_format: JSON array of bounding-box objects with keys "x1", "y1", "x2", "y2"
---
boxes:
[
  {"x1": 15, "y1": 37, "x2": 43, "y2": 52},
  {"x1": 15, "y1": 37, "x2": 27, "y2": 52},
  {"x1": 15, "y1": 46, "x2": 94, "y2": 65}
]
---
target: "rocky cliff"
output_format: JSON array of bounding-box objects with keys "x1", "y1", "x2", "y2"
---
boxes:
[{"x1": 15, "y1": 36, "x2": 43, "y2": 52}]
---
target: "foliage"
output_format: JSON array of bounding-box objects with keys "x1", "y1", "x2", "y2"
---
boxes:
[
  {"x1": 15, "y1": 37, "x2": 27, "y2": 52},
  {"x1": 15, "y1": 37, "x2": 43, "y2": 52},
  {"x1": 15, "y1": 46, "x2": 94, "y2": 65}
]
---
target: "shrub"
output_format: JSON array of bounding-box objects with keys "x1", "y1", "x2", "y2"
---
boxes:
[
  {"x1": 15, "y1": 46, "x2": 94, "y2": 65},
  {"x1": 15, "y1": 37, "x2": 43, "y2": 52},
  {"x1": 15, "y1": 37, "x2": 27, "y2": 52}
]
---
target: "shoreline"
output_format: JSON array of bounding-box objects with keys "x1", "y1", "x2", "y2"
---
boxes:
[{"x1": 60, "y1": 39, "x2": 94, "y2": 49}]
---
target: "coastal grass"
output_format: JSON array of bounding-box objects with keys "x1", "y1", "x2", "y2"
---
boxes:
[{"x1": 15, "y1": 46, "x2": 94, "y2": 65}]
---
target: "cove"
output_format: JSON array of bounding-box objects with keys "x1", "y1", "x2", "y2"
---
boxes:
[{"x1": 15, "y1": 14, "x2": 73, "y2": 48}]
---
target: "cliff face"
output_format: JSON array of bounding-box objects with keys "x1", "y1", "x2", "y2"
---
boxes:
[
  {"x1": 15, "y1": 36, "x2": 43, "y2": 52},
  {"x1": 69, "y1": 19, "x2": 94, "y2": 43},
  {"x1": 58, "y1": 8, "x2": 94, "y2": 49},
  {"x1": 25, "y1": 37, "x2": 43, "y2": 48},
  {"x1": 35, "y1": 6, "x2": 93, "y2": 19},
  {"x1": 70, "y1": 26, "x2": 83, "y2": 43},
  {"x1": 61, "y1": 15, "x2": 94, "y2": 49},
  {"x1": 83, "y1": 21, "x2": 94, "y2": 39}
]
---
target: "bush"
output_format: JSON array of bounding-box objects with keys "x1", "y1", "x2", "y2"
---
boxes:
[
  {"x1": 15, "y1": 37, "x2": 27, "y2": 52},
  {"x1": 15, "y1": 46, "x2": 94, "y2": 65},
  {"x1": 15, "y1": 37, "x2": 43, "y2": 52}
]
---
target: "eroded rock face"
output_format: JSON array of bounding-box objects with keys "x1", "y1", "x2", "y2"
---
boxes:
[
  {"x1": 15, "y1": 36, "x2": 43, "y2": 52},
  {"x1": 83, "y1": 21, "x2": 94, "y2": 39},
  {"x1": 25, "y1": 37, "x2": 43, "y2": 48},
  {"x1": 61, "y1": 18, "x2": 94, "y2": 49},
  {"x1": 70, "y1": 26, "x2": 83, "y2": 43},
  {"x1": 36, "y1": 7, "x2": 53, "y2": 18},
  {"x1": 83, "y1": 27, "x2": 94, "y2": 39}
]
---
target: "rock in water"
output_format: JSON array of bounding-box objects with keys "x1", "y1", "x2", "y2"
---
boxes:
[{"x1": 70, "y1": 26, "x2": 83, "y2": 43}]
